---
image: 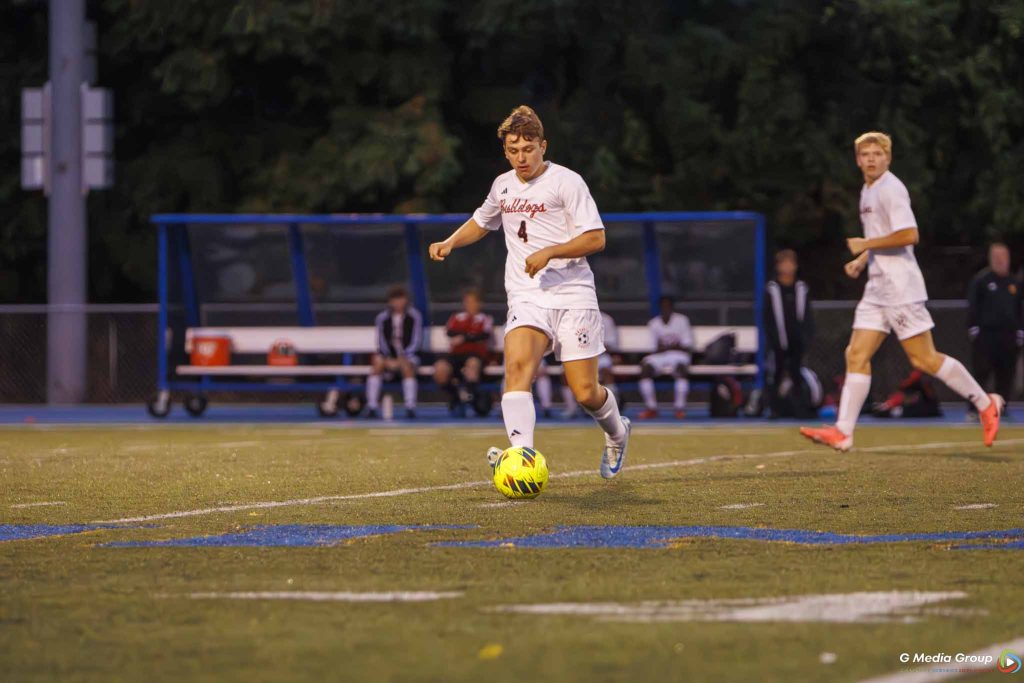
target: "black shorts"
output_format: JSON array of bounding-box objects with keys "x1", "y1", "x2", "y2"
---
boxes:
[{"x1": 441, "y1": 353, "x2": 486, "y2": 376}]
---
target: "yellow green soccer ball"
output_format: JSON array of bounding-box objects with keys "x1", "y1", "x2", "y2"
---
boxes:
[{"x1": 493, "y1": 446, "x2": 549, "y2": 499}]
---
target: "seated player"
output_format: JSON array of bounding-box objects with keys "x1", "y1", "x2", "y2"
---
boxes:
[
  {"x1": 638, "y1": 296, "x2": 693, "y2": 420},
  {"x1": 562, "y1": 312, "x2": 621, "y2": 417},
  {"x1": 433, "y1": 288, "x2": 494, "y2": 415},
  {"x1": 367, "y1": 285, "x2": 423, "y2": 419}
]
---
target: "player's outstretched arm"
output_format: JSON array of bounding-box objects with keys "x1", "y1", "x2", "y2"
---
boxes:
[
  {"x1": 524, "y1": 230, "x2": 606, "y2": 278},
  {"x1": 428, "y1": 219, "x2": 490, "y2": 261}
]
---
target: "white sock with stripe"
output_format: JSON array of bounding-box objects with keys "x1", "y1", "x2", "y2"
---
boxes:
[{"x1": 501, "y1": 391, "x2": 535, "y2": 448}]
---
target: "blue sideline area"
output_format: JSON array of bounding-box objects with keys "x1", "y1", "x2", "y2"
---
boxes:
[{"x1": 0, "y1": 402, "x2": 1017, "y2": 425}]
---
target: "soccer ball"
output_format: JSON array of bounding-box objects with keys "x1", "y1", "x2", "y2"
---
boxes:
[{"x1": 493, "y1": 446, "x2": 549, "y2": 499}]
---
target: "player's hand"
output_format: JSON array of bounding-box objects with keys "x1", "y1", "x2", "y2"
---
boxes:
[
  {"x1": 847, "y1": 237, "x2": 869, "y2": 256},
  {"x1": 525, "y1": 248, "x2": 552, "y2": 278},
  {"x1": 428, "y1": 241, "x2": 453, "y2": 261},
  {"x1": 844, "y1": 258, "x2": 866, "y2": 279},
  {"x1": 451, "y1": 335, "x2": 465, "y2": 347}
]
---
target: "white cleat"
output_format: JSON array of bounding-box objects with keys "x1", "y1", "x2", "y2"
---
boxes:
[
  {"x1": 600, "y1": 416, "x2": 631, "y2": 479},
  {"x1": 486, "y1": 446, "x2": 503, "y2": 472}
]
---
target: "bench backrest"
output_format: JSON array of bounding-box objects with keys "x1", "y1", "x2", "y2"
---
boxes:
[{"x1": 185, "y1": 325, "x2": 758, "y2": 355}]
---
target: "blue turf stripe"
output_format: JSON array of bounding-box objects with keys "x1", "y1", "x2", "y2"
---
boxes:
[
  {"x1": 103, "y1": 524, "x2": 472, "y2": 548},
  {"x1": 0, "y1": 524, "x2": 114, "y2": 542},
  {"x1": 435, "y1": 526, "x2": 1024, "y2": 549}
]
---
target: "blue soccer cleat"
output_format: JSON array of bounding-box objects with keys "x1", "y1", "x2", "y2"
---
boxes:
[{"x1": 600, "y1": 416, "x2": 631, "y2": 479}]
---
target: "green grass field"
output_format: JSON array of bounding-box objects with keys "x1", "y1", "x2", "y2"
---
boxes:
[{"x1": 2, "y1": 423, "x2": 1023, "y2": 682}]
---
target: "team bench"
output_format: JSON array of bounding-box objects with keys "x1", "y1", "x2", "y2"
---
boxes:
[
  {"x1": 153, "y1": 324, "x2": 757, "y2": 417},
  {"x1": 176, "y1": 325, "x2": 758, "y2": 379}
]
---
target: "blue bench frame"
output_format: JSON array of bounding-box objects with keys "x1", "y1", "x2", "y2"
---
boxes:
[{"x1": 152, "y1": 212, "x2": 767, "y2": 398}]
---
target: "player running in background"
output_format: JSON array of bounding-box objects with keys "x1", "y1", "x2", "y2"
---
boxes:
[
  {"x1": 428, "y1": 105, "x2": 631, "y2": 478},
  {"x1": 638, "y1": 296, "x2": 693, "y2": 420},
  {"x1": 801, "y1": 132, "x2": 1002, "y2": 451},
  {"x1": 434, "y1": 288, "x2": 493, "y2": 416}
]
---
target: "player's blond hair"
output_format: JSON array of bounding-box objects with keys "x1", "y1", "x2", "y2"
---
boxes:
[
  {"x1": 497, "y1": 105, "x2": 544, "y2": 142},
  {"x1": 854, "y1": 131, "x2": 892, "y2": 157}
]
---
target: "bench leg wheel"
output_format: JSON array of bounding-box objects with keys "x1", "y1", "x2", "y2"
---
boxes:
[
  {"x1": 147, "y1": 390, "x2": 171, "y2": 418},
  {"x1": 317, "y1": 389, "x2": 340, "y2": 417},
  {"x1": 343, "y1": 392, "x2": 366, "y2": 417},
  {"x1": 184, "y1": 394, "x2": 208, "y2": 417}
]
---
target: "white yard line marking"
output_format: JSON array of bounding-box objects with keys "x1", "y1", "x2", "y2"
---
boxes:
[
  {"x1": 488, "y1": 591, "x2": 968, "y2": 624},
  {"x1": 857, "y1": 637, "x2": 1024, "y2": 682},
  {"x1": 10, "y1": 501, "x2": 67, "y2": 509},
  {"x1": 719, "y1": 503, "x2": 765, "y2": 510},
  {"x1": 954, "y1": 503, "x2": 997, "y2": 510},
  {"x1": 182, "y1": 591, "x2": 463, "y2": 603},
  {"x1": 92, "y1": 438, "x2": 1024, "y2": 524}
]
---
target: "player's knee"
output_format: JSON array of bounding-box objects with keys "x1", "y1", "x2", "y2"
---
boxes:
[
  {"x1": 370, "y1": 355, "x2": 384, "y2": 373},
  {"x1": 641, "y1": 364, "x2": 656, "y2": 379},
  {"x1": 674, "y1": 363, "x2": 689, "y2": 378},
  {"x1": 570, "y1": 379, "x2": 601, "y2": 406},
  {"x1": 844, "y1": 345, "x2": 870, "y2": 372},
  {"x1": 504, "y1": 358, "x2": 532, "y2": 388}
]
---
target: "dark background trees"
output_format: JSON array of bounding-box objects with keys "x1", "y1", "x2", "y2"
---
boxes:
[{"x1": 2, "y1": 0, "x2": 1022, "y2": 302}]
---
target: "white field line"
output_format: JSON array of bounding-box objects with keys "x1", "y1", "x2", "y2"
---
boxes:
[
  {"x1": 10, "y1": 501, "x2": 67, "y2": 509},
  {"x1": 91, "y1": 437, "x2": 1024, "y2": 525},
  {"x1": 953, "y1": 503, "x2": 997, "y2": 510},
  {"x1": 488, "y1": 591, "x2": 968, "y2": 624},
  {"x1": 180, "y1": 591, "x2": 463, "y2": 603},
  {"x1": 719, "y1": 503, "x2": 765, "y2": 510},
  {"x1": 857, "y1": 637, "x2": 1024, "y2": 683}
]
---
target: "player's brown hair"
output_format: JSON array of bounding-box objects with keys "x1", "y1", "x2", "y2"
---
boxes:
[
  {"x1": 462, "y1": 287, "x2": 482, "y2": 301},
  {"x1": 497, "y1": 105, "x2": 544, "y2": 142},
  {"x1": 854, "y1": 131, "x2": 892, "y2": 157},
  {"x1": 386, "y1": 284, "x2": 409, "y2": 300},
  {"x1": 775, "y1": 249, "x2": 798, "y2": 264}
]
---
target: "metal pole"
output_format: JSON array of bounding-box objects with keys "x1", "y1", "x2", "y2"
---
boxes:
[{"x1": 47, "y1": 0, "x2": 87, "y2": 403}]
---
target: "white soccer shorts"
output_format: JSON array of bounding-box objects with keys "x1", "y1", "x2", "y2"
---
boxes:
[
  {"x1": 504, "y1": 302, "x2": 606, "y2": 362},
  {"x1": 641, "y1": 350, "x2": 692, "y2": 375},
  {"x1": 853, "y1": 300, "x2": 934, "y2": 341}
]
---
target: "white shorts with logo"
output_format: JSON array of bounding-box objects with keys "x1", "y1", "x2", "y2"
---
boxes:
[
  {"x1": 641, "y1": 350, "x2": 692, "y2": 375},
  {"x1": 853, "y1": 300, "x2": 934, "y2": 341},
  {"x1": 504, "y1": 302, "x2": 606, "y2": 362}
]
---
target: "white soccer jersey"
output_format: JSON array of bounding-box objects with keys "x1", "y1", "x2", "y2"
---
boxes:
[
  {"x1": 601, "y1": 312, "x2": 619, "y2": 351},
  {"x1": 648, "y1": 312, "x2": 693, "y2": 351},
  {"x1": 472, "y1": 162, "x2": 602, "y2": 310},
  {"x1": 859, "y1": 170, "x2": 928, "y2": 305}
]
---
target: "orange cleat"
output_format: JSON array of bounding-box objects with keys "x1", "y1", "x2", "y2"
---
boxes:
[
  {"x1": 637, "y1": 409, "x2": 659, "y2": 420},
  {"x1": 979, "y1": 393, "x2": 1004, "y2": 447},
  {"x1": 674, "y1": 409, "x2": 687, "y2": 419},
  {"x1": 799, "y1": 425, "x2": 852, "y2": 452}
]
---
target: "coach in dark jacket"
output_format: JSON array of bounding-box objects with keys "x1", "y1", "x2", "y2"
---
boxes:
[
  {"x1": 367, "y1": 285, "x2": 423, "y2": 418},
  {"x1": 967, "y1": 243, "x2": 1023, "y2": 404},
  {"x1": 764, "y1": 249, "x2": 815, "y2": 417}
]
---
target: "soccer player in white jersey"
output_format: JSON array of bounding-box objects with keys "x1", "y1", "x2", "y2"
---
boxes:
[
  {"x1": 801, "y1": 132, "x2": 1002, "y2": 451},
  {"x1": 638, "y1": 296, "x2": 694, "y2": 419},
  {"x1": 428, "y1": 105, "x2": 631, "y2": 478}
]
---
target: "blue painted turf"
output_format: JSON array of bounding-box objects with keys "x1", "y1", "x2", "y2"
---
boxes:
[
  {"x1": 435, "y1": 525, "x2": 1024, "y2": 549},
  {"x1": 0, "y1": 524, "x2": 114, "y2": 542},
  {"x1": 103, "y1": 524, "x2": 472, "y2": 548}
]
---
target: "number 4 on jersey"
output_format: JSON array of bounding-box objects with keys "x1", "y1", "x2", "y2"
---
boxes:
[{"x1": 517, "y1": 220, "x2": 528, "y2": 243}]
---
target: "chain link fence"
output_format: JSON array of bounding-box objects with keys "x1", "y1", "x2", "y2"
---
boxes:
[{"x1": 0, "y1": 301, "x2": 1019, "y2": 404}]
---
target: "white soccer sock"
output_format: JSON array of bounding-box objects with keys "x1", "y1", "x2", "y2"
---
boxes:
[
  {"x1": 583, "y1": 386, "x2": 627, "y2": 446},
  {"x1": 366, "y1": 374, "x2": 383, "y2": 409},
  {"x1": 402, "y1": 377, "x2": 417, "y2": 409},
  {"x1": 501, "y1": 391, "x2": 535, "y2": 448},
  {"x1": 674, "y1": 378, "x2": 689, "y2": 409},
  {"x1": 935, "y1": 356, "x2": 991, "y2": 411},
  {"x1": 639, "y1": 377, "x2": 657, "y2": 410},
  {"x1": 835, "y1": 373, "x2": 871, "y2": 436},
  {"x1": 561, "y1": 385, "x2": 578, "y2": 412},
  {"x1": 535, "y1": 374, "x2": 553, "y2": 409}
]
